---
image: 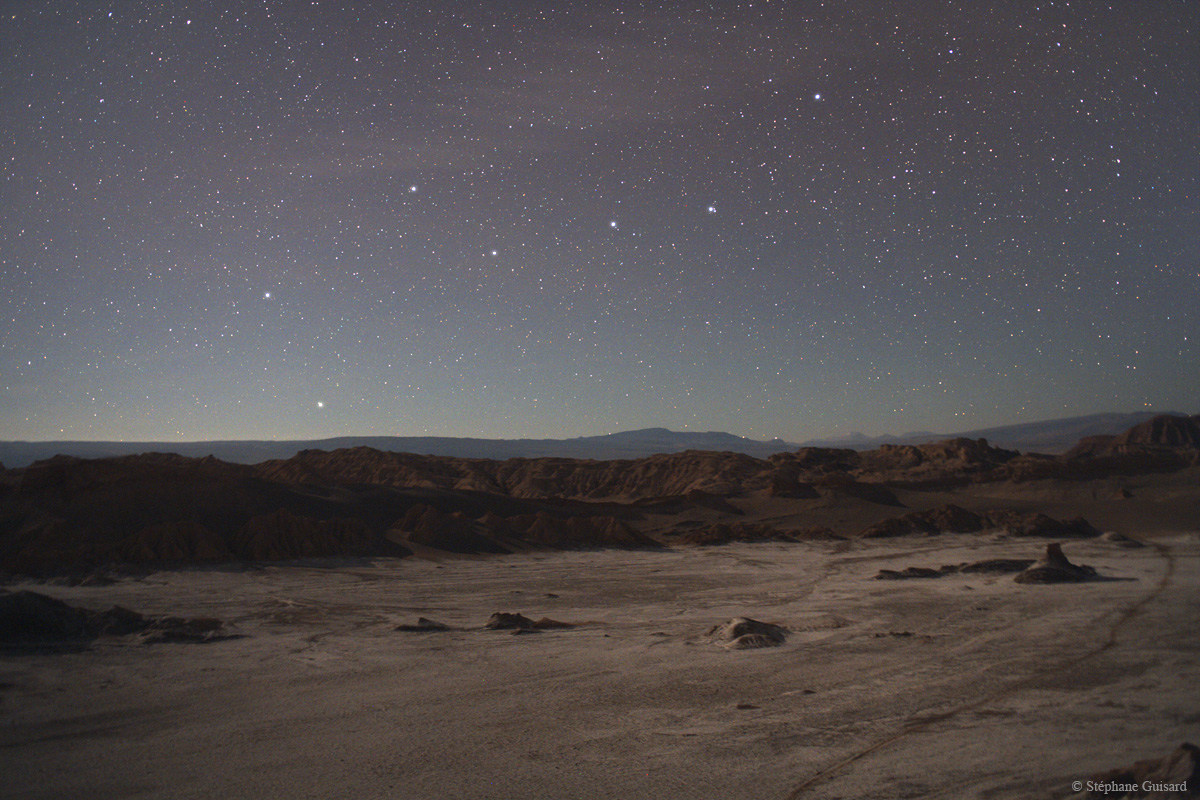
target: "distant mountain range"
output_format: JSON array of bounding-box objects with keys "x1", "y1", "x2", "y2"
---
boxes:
[
  {"x1": 796, "y1": 411, "x2": 1182, "y2": 455},
  {"x1": 0, "y1": 428, "x2": 790, "y2": 468},
  {"x1": 0, "y1": 410, "x2": 1182, "y2": 469}
]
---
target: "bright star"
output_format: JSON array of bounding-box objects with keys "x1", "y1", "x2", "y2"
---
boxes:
[
  {"x1": 610, "y1": 220, "x2": 618, "y2": 228},
  {"x1": 707, "y1": 205, "x2": 717, "y2": 214},
  {"x1": 814, "y1": 93, "x2": 822, "y2": 100},
  {"x1": 409, "y1": 185, "x2": 418, "y2": 193},
  {"x1": 317, "y1": 401, "x2": 324, "y2": 409},
  {"x1": 263, "y1": 291, "x2": 271, "y2": 299}
]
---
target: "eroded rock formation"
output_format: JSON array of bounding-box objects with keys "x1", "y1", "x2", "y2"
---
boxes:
[{"x1": 1013, "y1": 543, "x2": 1100, "y2": 584}]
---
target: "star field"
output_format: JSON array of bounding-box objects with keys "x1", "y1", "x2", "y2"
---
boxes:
[{"x1": 1, "y1": 1, "x2": 1197, "y2": 443}]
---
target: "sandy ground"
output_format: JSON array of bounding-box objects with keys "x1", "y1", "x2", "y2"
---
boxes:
[{"x1": 2, "y1": 531, "x2": 1198, "y2": 800}]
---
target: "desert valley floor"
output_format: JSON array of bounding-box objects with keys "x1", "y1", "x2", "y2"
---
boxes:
[{"x1": 3, "y1": 526, "x2": 1197, "y2": 799}]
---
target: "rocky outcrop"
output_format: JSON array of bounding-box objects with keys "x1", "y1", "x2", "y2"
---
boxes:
[
  {"x1": 484, "y1": 612, "x2": 574, "y2": 631},
  {"x1": 0, "y1": 590, "x2": 96, "y2": 642},
  {"x1": 252, "y1": 438, "x2": 1045, "y2": 500},
  {"x1": 1013, "y1": 543, "x2": 1100, "y2": 583},
  {"x1": 858, "y1": 506, "x2": 1099, "y2": 539},
  {"x1": 706, "y1": 617, "x2": 788, "y2": 650},
  {"x1": 1, "y1": 453, "x2": 402, "y2": 572},
  {"x1": 1059, "y1": 415, "x2": 1200, "y2": 476},
  {"x1": 853, "y1": 438, "x2": 1019, "y2": 486},
  {"x1": 808, "y1": 474, "x2": 904, "y2": 505},
  {"x1": 874, "y1": 566, "x2": 948, "y2": 580},
  {"x1": 956, "y1": 558, "x2": 1036, "y2": 574},
  {"x1": 764, "y1": 459, "x2": 822, "y2": 498},
  {"x1": 392, "y1": 504, "x2": 510, "y2": 554},
  {"x1": 120, "y1": 520, "x2": 234, "y2": 563},
  {"x1": 0, "y1": 590, "x2": 228, "y2": 647},
  {"x1": 256, "y1": 447, "x2": 779, "y2": 501},
  {"x1": 395, "y1": 617, "x2": 451, "y2": 632},
  {"x1": 502, "y1": 511, "x2": 657, "y2": 549},
  {"x1": 986, "y1": 511, "x2": 1100, "y2": 538},
  {"x1": 768, "y1": 441, "x2": 1012, "y2": 491},
  {"x1": 232, "y1": 509, "x2": 375, "y2": 561},
  {"x1": 773, "y1": 447, "x2": 861, "y2": 474},
  {"x1": 873, "y1": 559, "x2": 1035, "y2": 579},
  {"x1": 632, "y1": 490, "x2": 745, "y2": 515},
  {"x1": 1113, "y1": 414, "x2": 1200, "y2": 449},
  {"x1": 1100, "y1": 531, "x2": 1145, "y2": 548},
  {"x1": 859, "y1": 504, "x2": 986, "y2": 538}
]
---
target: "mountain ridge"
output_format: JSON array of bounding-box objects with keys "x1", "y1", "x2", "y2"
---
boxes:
[
  {"x1": 2, "y1": 414, "x2": 1197, "y2": 574},
  {"x1": 0, "y1": 410, "x2": 1186, "y2": 468}
]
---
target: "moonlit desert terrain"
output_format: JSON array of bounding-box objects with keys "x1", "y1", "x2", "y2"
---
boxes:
[
  {"x1": 3, "y1": 532, "x2": 1198, "y2": 799},
  {"x1": 3, "y1": 416, "x2": 1199, "y2": 799}
]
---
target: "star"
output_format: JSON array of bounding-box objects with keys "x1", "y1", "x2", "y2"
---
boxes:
[{"x1": 0, "y1": 1, "x2": 1190, "y2": 445}]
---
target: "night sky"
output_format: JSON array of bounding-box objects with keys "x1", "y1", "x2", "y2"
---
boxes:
[{"x1": 2, "y1": 2, "x2": 1197, "y2": 444}]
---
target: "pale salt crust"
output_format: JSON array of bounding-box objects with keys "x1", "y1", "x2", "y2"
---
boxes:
[{"x1": 2, "y1": 532, "x2": 1197, "y2": 800}]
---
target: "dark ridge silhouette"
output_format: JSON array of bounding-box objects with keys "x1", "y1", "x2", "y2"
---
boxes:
[{"x1": 0, "y1": 413, "x2": 1195, "y2": 574}]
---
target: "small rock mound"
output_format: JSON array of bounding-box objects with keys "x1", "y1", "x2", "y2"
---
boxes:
[
  {"x1": 1100, "y1": 531, "x2": 1145, "y2": 549},
  {"x1": 1084, "y1": 741, "x2": 1199, "y2": 798},
  {"x1": 395, "y1": 617, "x2": 450, "y2": 632},
  {"x1": 874, "y1": 566, "x2": 946, "y2": 580},
  {"x1": 706, "y1": 617, "x2": 787, "y2": 649},
  {"x1": 485, "y1": 612, "x2": 536, "y2": 630},
  {"x1": 484, "y1": 612, "x2": 574, "y2": 631},
  {"x1": 1013, "y1": 543, "x2": 1099, "y2": 584}
]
